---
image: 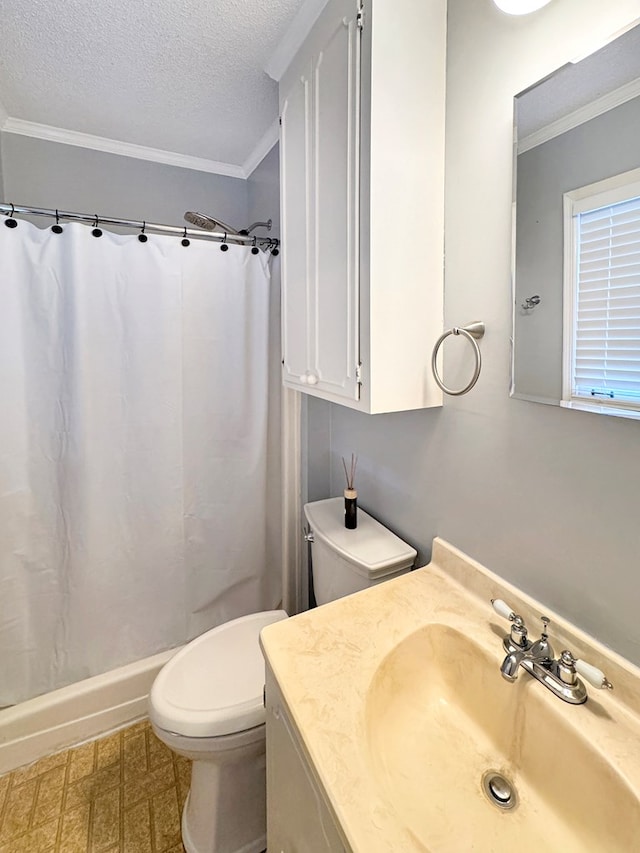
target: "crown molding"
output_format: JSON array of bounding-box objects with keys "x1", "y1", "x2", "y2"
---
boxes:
[
  {"x1": 1, "y1": 118, "x2": 246, "y2": 178},
  {"x1": 265, "y1": 0, "x2": 330, "y2": 82},
  {"x1": 518, "y1": 76, "x2": 640, "y2": 154},
  {"x1": 243, "y1": 119, "x2": 279, "y2": 177}
]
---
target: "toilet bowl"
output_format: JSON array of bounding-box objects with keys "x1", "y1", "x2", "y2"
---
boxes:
[
  {"x1": 149, "y1": 610, "x2": 287, "y2": 853},
  {"x1": 149, "y1": 498, "x2": 416, "y2": 853}
]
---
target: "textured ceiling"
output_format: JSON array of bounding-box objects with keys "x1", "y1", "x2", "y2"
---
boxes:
[{"x1": 0, "y1": 0, "x2": 305, "y2": 168}]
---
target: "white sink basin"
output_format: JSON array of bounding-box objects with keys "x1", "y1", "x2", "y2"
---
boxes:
[{"x1": 365, "y1": 623, "x2": 640, "y2": 851}]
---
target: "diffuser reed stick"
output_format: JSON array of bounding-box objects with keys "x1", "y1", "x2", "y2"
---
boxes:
[
  {"x1": 342, "y1": 453, "x2": 358, "y2": 490},
  {"x1": 342, "y1": 453, "x2": 358, "y2": 529}
]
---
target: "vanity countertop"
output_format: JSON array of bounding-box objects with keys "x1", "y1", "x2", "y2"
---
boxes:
[{"x1": 260, "y1": 537, "x2": 640, "y2": 852}]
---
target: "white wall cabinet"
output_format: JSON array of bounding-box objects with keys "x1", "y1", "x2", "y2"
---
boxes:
[
  {"x1": 279, "y1": 0, "x2": 446, "y2": 413},
  {"x1": 265, "y1": 668, "x2": 348, "y2": 852}
]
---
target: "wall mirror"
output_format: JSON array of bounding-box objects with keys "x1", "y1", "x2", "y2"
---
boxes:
[{"x1": 511, "y1": 20, "x2": 640, "y2": 418}]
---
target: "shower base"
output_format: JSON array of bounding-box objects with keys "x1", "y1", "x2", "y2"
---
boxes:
[{"x1": 0, "y1": 646, "x2": 181, "y2": 775}]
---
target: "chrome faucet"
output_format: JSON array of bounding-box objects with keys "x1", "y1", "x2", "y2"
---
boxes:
[
  {"x1": 491, "y1": 599, "x2": 613, "y2": 704},
  {"x1": 499, "y1": 614, "x2": 553, "y2": 681}
]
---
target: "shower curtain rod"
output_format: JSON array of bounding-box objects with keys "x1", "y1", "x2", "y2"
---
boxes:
[{"x1": 0, "y1": 202, "x2": 280, "y2": 251}]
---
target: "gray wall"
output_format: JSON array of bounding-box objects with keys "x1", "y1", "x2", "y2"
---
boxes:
[
  {"x1": 305, "y1": 0, "x2": 640, "y2": 666},
  {"x1": 0, "y1": 133, "x2": 248, "y2": 228},
  {"x1": 247, "y1": 145, "x2": 280, "y2": 240},
  {"x1": 247, "y1": 145, "x2": 283, "y2": 600},
  {"x1": 514, "y1": 95, "x2": 640, "y2": 402}
]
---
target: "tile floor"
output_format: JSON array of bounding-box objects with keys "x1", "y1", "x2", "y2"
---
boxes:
[{"x1": 0, "y1": 719, "x2": 191, "y2": 853}]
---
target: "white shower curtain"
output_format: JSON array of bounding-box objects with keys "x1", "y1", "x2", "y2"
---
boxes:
[{"x1": 0, "y1": 220, "x2": 279, "y2": 705}]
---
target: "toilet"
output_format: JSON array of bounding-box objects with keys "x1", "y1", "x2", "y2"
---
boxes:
[
  {"x1": 149, "y1": 497, "x2": 416, "y2": 853},
  {"x1": 304, "y1": 497, "x2": 417, "y2": 604}
]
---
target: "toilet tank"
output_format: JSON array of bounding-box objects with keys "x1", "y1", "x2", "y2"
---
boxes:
[{"x1": 303, "y1": 498, "x2": 417, "y2": 606}]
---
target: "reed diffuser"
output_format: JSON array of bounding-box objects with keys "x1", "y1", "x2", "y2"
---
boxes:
[{"x1": 342, "y1": 453, "x2": 358, "y2": 529}]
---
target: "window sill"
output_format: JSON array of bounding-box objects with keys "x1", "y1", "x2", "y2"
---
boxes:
[{"x1": 560, "y1": 399, "x2": 640, "y2": 421}]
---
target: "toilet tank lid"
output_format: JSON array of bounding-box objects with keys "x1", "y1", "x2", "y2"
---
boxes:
[
  {"x1": 304, "y1": 498, "x2": 417, "y2": 577},
  {"x1": 149, "y1": 610, "x2": 288, "y2": 738}
]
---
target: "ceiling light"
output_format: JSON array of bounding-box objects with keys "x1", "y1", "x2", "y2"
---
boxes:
[{"x1": 493, "y1": 0, "x2": 553, "y2": 14}]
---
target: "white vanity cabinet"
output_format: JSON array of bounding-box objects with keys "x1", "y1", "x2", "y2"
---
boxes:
[
  {"x1": 265, "y1": 668, "x2": 349, "y2": 852},
  {"x1": 279, "y1": 0, "x2": 446, "y2": 413}
]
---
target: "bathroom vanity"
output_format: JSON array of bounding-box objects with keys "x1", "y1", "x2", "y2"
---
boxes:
[
  {"x1": 264, "y1": 672, "x2": 349, "y2": 851},
  {"x1": 260, "y1": 539, "x2": 640, "y2": 851}
]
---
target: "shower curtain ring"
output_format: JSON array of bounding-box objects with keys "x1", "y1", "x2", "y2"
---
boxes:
[
  {"x1": 220, "y1": 232, "x2": 229, "y2": 252},
  {"x1": 4, "y1": 203, "x2": 18, "y2": 228},
  {"x1": 92, "y1": 215, "x2": 103, "y2": 238},
  {"x1": 138, "y1": 221, "x2": 148, "y2": 243},
  {"x1": 251, "y1": 236, "x2": 259, "y2": 255},
  {"x1": 52, "y1": 209, "x2": 63, "y2": 234},
  {"x1": 271, "y1": 239, "x2": 279, "y2": 257},
  {"x1": 181, "y1": 227, "x2": 190, "y2": 247}
]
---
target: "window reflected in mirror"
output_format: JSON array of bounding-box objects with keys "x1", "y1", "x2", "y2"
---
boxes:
[{"x1": 511, "y1": 19, "x2": 640, "y2": 419}]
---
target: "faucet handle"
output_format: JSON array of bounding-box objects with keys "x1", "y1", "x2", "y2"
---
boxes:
[
  {"x1": 574, "y1": 658, "x2": 613, "y2": 690},
  {"x1": 491, "y1": 599, "x2": 529, "y2": 648},
  {"x1": 560, "y1": 650, "x2": 613, "y2": 690},
  {"x1": 491, "y1": 598, "x2": 516, "y2": 621}
]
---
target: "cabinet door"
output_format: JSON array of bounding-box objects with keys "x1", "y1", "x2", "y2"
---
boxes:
[
  {"x1": 266, "y1": 674, "x2": 348, "y2": 852},
  {"x1": 280, "y1": 64, "x2": 313, "y2": 390},
  {"x1": 280, "y1": 0, "x2": 361, "y2": 403},
  {"x1": 309, "y1": 1, "x2": 360, "y2": 401}
]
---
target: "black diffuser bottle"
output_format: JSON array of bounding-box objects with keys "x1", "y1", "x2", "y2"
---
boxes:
[
  {"x1": 342, "y1": 453, "x2": 358, "y2": 529},
  {"x1": 344, "y1": 487, "x2": 357, "y2": 529}
]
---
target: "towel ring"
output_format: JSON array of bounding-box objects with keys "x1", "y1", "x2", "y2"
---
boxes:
[{"x1": 431, "y1": 321, "x2": 485, "y2": 396}]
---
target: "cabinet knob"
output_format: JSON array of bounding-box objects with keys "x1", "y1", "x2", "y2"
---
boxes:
[{"x1": 306, "y1": 373, "x2": 318, "y2": 386}]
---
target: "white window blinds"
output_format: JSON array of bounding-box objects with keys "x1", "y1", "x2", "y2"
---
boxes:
[{"x1": 564, "y1": 174, "x2": 640, "y2": 416}]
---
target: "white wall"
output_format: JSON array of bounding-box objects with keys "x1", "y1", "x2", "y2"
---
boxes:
[{"x1": 306, "y1": 0, "x2": 640, "y2": 665}]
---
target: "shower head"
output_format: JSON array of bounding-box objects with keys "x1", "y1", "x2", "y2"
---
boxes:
[{"x1": 184, "y1": 211, "x2": 240, "y2": 235}]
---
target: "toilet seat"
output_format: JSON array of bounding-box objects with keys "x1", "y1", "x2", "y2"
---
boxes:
[{"x1": 150, "y1": 610, "x2": 287, "y2": 738}]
